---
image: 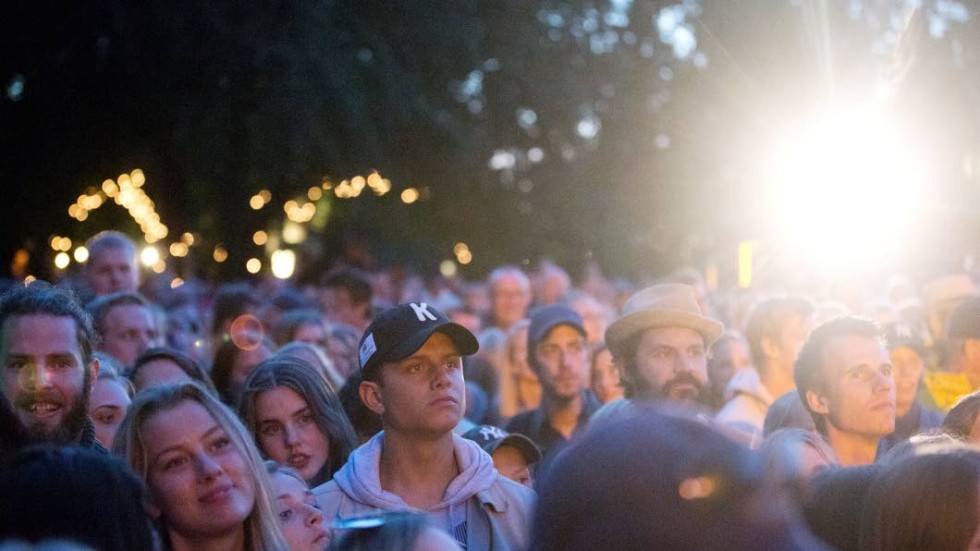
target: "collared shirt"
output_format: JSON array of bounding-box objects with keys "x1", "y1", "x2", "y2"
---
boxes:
[
  {"x1": 505, "y1": 390, "x2": 601, "y2": 472},
  {"x1": 876, "y1": 400, "x2": 945, "y2": 458}
]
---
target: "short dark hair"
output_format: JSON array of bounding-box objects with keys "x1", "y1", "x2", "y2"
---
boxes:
[
  {"x1": 86, "y1": 291, "x2": 152, "y2": 337},
  {"x1": 744, "y1": 297, "x2": 815, "y2": 372},
  {"x1": 320, "y1": 268, "x2": 372, "y2": 306},
  {"x1": 0, "y1": 445, "x2": 155, "y2": 550},
  {"x1": 130, "y1": 346, "x2": 218, "y2": 396},
  {"x1": 943, "y1": 391, "x2": 980, "y2": 440},
  {"x1": 860, "y1": 449, "x2": 980, "y2": 550},
  {"x1": 211, "y1": 283, "x2": 260, "y2": 337},
  {"x1": 271, "y1": 309, "x2": 325, "y2": 347},
  {"x1": 0, "y1": 281, "x2": 97, "y2": 365},
  {"x1": 211, "y1": 336, "x2": 275, "y2": 407},
  {"x1": 794, "y1": 316, "x2": 883, "y2": 433}
]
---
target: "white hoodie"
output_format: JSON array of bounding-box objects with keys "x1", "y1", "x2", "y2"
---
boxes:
[{"x1": 315, "y1": 431, "x2": 534, "y2": 550}]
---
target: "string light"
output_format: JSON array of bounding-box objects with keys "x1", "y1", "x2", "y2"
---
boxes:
[{"x1": 67, "y1": 169, "x2": 168, "y2": 244}]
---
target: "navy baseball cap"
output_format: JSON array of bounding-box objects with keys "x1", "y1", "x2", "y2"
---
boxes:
[
  {"x1": 463, "y1": 425, "x2": 542, "y2": 465},
  {"x1": 882, "y1": 323, "x2": 926, "y2": 354},
  {"x1": 358, "y1": 302, "x2": 479, "y2": 375},
  {"x1": 528, "y1": 304, "x2": 586, "y2": 349}
]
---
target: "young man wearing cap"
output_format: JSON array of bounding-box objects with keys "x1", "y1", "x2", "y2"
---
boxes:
[
  {"x1": 794, "y1": 316, "x2": 895, "y2": 466},
  {"x1": 313, "y1": 302, "x2": 534, "y2": 550},
  {"x1": 876, "y1": 323, "x2": 943, "y2": 455},
  {"x1": 463, "y1": 424, "x2": 541, "y2": 489},
  {"x1": 505, "y1": 304, "x2": 599, "y2": 467},
  {"x1": 593, "y1": 283, "x2": 723, "y2": 425}
]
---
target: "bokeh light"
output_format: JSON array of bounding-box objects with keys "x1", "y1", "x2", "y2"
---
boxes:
[
  {"x1": 140, "y1": 246, "x2": 160, "y2": 267},
  {"x1": 271, "y1": 249, "x2": 296, "y2": 279},
  {"x1": 54, "y1": 252, "x2": 70, "y2": 270},
  {"x1": 439, "y1": 259, "x2": 458, "y2": 277},
  {"x1": 246, "y1": 257, "x2": 262, "y2": 274},
  {"x1": 213, "y1": 245, "x2": 229, "y2": 263},
  {"x1": 401, "y1": 188, "x2": 420, "y2": 204},
  {"x1": 73, "y1": 246, "x2": 89, "y2": 263}
]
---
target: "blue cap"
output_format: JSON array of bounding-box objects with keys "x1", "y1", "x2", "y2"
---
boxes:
[{"x1": 528, "y1": 304, "x2": 586, "y2": 349}]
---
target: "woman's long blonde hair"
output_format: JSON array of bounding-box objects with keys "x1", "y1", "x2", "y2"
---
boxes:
[{"x1": 113, "y1": 381, "x2": 288, "y2": 550}]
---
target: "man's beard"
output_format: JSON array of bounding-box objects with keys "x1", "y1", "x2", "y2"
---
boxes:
[
  {"x1": 16, "y1": 369, "x2": 92, "y2": 445},
  {"x1": 635, "y1": 370, "x2": 705, "y2": 403}
]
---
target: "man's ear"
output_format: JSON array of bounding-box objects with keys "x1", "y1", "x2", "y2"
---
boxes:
[
  {"x1": 88, "y1": 356, "x2": 101, "y2": 389},
  {"x1": 805, "y1": 389, "x2": 829, "y2": 415},
  {"x1": 359, "y1": 380, "x2": 385, "y2": 416},
  {"x1": 760, "y1": 336, "x2": 779, "y2": 360},
  {"x1": 612, "y1": 355, "x2": 634, "y2": 389}
]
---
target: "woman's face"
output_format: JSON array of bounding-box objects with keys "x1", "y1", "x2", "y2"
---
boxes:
[
  {"x1": 231, "y1": 345, "x2": 273, "y2": 388},
  {"x1": 89, "y1": 378, "x2": 131, "y2": 449},
  {"x1": 142, "y1": 399, "x2": 255, "y2": 543},
  {"x1": 591, "y1": 348, "x2": 624, "y2": 404},
  {"x1": 271, "y1": 472, "x2": 329, "y2": 551},
  {"x1": 509, "y1": 327, "x2": 531, "y2": 377},
  {"x1": 326, "y1": 335, "x2": 357, "y2": 378},
  {"x1": 255, "y1": 386, "x2": 331, "y2": 483}
]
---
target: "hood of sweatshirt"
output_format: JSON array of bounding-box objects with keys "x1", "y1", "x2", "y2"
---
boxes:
[{"x1": 332, "y1": 430, "x2": 499, "y2": 512}]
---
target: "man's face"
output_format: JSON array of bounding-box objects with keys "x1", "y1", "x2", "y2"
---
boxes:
[
  {"x1": 293, "y1": 322, "x2": 329, "y2": 351},
  {"x1": 100, "y1": 303, "x2": 160, "y2": 366},
  {"x1": 1, "y1": 314, "x2": 96, "y2": 443},
  {"x1": 491, "y1": 445, "x2": 533, "y2": 488},
  {"x1": 771, "y1": 314, "x2": 813, "y2": 372},
  {"x1": 86, "y1": 247, "x2": 138, "y2": 296},
  {"x1": 533, "y1": 325, "x2": 589, "y2": 400},
  {"x1": 361, "y1": 332, "x2": 465, "y2": 436},
  {"x1": 630, "y1": 326, "x2": 708, "y2": 403},
  {"x1": 321, "y1": 288, "x2": 366, "y2": 328},
  {"x1": 490, "y1": 275, "x2": 531, "y2": 329},
  {"x1": 807, "y1": 335, "x2": 895, "y2": 440},
  {"x1": 570, "y1": 299, "x2": 608, "y2": 346},
  {"x1": 889, "y1": 346, "x2": 924, "y2": 416},
  {"x1": 707, "y1": 338, "x2": 751, "y2": 397}
]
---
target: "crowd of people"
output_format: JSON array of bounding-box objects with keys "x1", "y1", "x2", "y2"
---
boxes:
[{"x1": 3, "y1": 229, "x2": 980, "y2": 550}]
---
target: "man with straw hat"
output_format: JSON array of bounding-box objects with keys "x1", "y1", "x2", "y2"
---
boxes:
[{"x1": 591, "y1": 283, "x2": 724, "y2": 425}]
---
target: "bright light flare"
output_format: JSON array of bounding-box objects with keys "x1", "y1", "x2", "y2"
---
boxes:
[
  {"x1": 271, "y1": 249, "x2": 296, "y2": 279},
  {"x1": 140, "y1": 246, "x2": 160, "y2": 267},
  {"x1": 54, "y1": 252, "x2": 70, "y2": 270},
  {"x1": 766, "y1": 109, "x2": 925, "y2": 275}
]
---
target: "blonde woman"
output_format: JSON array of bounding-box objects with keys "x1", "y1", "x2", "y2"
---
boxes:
[
  {"x1": 114, "y1": 381, "x2": 288, "y2": 550},
  {"x1": 497, "y1": 319, "x2": 542, "y2": 419}
]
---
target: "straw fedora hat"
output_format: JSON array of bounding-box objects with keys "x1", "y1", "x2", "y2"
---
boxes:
[{"x1": 605, "y1": 283, "x2": 723, "y2": 357}]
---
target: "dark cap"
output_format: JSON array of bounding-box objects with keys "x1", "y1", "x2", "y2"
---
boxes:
[
  {"x1": 948, "y1": 297, "x2": 980, "y2": 340},
  {"x1": 882, "y1": 323, "x2": 926, "y2": 354},
  {"x1": 528, "y1": 304, "x2": 586, "y2": 349},
  {"x1": 358, "y1": 302, "x2": 478, "y2": 375},
  {"x1": 463, "y1": 425, "x2": 542, "y2": 465}
]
